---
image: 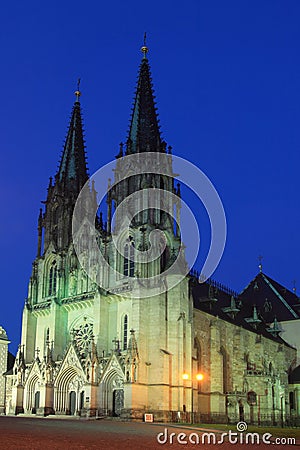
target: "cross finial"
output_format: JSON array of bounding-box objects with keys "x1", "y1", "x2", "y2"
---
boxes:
[
  {"x1": 141, "y1": 32, "x2": 149, "y2": 58},
  {"x1": 258, "y1": 255, "x2": 263, "y2": 273},
  {"x1": 75, "y1": 78, "x2": 81, "y2": 102}
]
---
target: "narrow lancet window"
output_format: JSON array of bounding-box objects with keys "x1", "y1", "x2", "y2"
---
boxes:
[
  {"x1": 124, "y1": 241, "x2": 135, "y2": 277},
  {"x1": 124, "y1": 244, "x2": 129, "y2": 276},
  {"x1": 123, "y1": 315, "x2": 128, "y2": 350},
  {"x1": 48, "y1": 261, "x2": 57, "y2": 296}
]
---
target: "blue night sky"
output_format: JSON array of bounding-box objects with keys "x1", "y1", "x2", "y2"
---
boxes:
[{"x1": 1, "y1": 1, "x2": 300, "y2": 353}]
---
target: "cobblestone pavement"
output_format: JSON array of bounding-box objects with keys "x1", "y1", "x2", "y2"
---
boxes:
[{"x1": 0, "y1": 417, "x2": 298, "y2": 449}]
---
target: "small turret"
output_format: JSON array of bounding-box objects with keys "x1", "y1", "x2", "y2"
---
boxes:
[
  {"x1": 245, "y1": 305, "x2": 262, "y2": 329},
  {"x1": 267, "y1": 316, "x2": 282, "y2": 336}
]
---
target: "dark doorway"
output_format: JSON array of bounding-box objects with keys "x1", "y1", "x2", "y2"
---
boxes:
[
  {"x1": 239, "y1": 402, "x2": 244, "y2": 422},
  {"x1": 80, "y1": 391, "x2": 84, "y2": 410},
  {"x1": 69, "y1": 391, "x2": 76, "y2": 415},
  {"x1": 112, "y1": 389, "x2": 124, "y2": 416},
  {"x1": 249, "y1": 405, "x2": 254, "y2": 424},
  {"x1": 32, "y1": 391, "x2": 40, "y2": 413}
]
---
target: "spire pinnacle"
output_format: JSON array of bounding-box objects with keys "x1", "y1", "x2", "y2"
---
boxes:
[
  {"x1": 75, "y1": 78, "x2": 81, "y2": 102},
  {"x1": 141, "y1": 32, "x2": 148, "y2": 59},
  {"x1": 57, "y1": 95, "x2": 88, "y2": 189},
  {"x1": 126, "y1": 43, "x2": 163, "y2": 154},
  {"x1": 258, "y1": 255, "x2": 263, "y2": 273}
]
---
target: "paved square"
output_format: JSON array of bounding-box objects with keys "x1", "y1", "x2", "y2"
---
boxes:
[{"x1": 0, "y1": 417, "x2": 298, "y2": 449}]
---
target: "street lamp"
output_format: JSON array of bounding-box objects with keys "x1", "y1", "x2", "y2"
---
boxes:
[{"x1": 182, "y1": 372, "x2": 204, "y2": 424}]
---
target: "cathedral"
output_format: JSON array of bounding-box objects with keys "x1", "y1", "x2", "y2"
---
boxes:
[{"x1": 1, "y1": 44, "x2": 300, "y2": 425}]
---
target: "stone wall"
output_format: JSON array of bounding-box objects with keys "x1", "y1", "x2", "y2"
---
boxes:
[{"x1": 193, "y1": 308, "x2": 296, "y2": 424}]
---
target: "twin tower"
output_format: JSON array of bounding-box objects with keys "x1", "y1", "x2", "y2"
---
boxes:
[{"x1": 7, "y1": 47, "x2": 191, "y2": 419}]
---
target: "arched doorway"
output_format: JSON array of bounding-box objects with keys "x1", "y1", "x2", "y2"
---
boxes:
[
  {"x1": 100, "y1": 369, "x2": 124, "y2": 416},
  {"x1": 24, "y1": 374, "x2": 40, "y2": 414},
  {"x1": 33, "y1": 391, "x2": 40, "y2": 413},
  {"x1": 54, "y1": 367, "x2": 84, "y2": 415},
  {"x1": 113, "y1": 389, "x2": 124, "y2": 416},
  {"x1": 69, "y1": 391, "x2": 76, "y2": 415}
]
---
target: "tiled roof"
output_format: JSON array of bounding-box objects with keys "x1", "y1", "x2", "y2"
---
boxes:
[
  {"x1": 190, "y1": 272, "x2": 299, "y2": 347},
  {"x1": 239, "y1": 272, "x2": 299, "y2": 322}
]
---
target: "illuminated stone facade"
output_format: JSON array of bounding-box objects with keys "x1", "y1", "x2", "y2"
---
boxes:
[{"x1": 3, "y1": 50, "x2": 299, "y2": 424}]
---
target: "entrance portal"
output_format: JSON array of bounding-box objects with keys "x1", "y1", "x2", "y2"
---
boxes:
[
  {"x1": 113, "y1": 389, "x2": 124, "y2": 416},
  {"x1": 69, "y1": 391, "x2": 76, "y2": 415},
  {"x1": 32, "y1": 391, "x2": 40, "y2": 413}
]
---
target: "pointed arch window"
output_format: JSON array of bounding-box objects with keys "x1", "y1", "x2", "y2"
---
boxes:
[
  {"x1": 123, "y1": 315, "x2": 128, "y2": 350},
  {"x1": 220, "y1": 346, "x2": 228, "y2": 394},
  {"x1": 124, "y1": 241, "x2": 134, "y2": 277},
  {"x1": 160, "y1": 244, "x2": 168, "y2": 273},
  {"x1": 194, "y1": 338, "x2": 202, "y2": 370},
  {"x1": 290, "y1": 391, "x2": 295, "y2": 410},
  {"x1": 194, "y1": 337, "x2": 202, "y2": 390},
  {"x1": 124, "y1": 244, "x2": 129, "y2": 276},
  {"x1": 48, "y1": 261, "x2": 57, "y2": 296},
  {"x1": 44, "y1": 327, "x2": 50, "y2": 356}
]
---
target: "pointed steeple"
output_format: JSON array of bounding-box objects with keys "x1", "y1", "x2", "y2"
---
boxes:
[
  {"x1": 126, "y1": 41, "x2": 164, "y2": 154},
  {"x1": 40, "y1": 85, "x2": 90, "y2": 253},
  {"x1": 57, "y1": 81, "x2": 88, "y2": 192}
]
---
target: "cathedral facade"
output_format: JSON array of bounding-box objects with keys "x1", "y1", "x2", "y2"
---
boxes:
[{"x1": 3, "y1": 46, "x2": 300, "y2": 424}]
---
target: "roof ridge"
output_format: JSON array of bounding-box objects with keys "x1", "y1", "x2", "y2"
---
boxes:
[{"x1": 262, "y1": 274, "x2": 299, "y2": 319}]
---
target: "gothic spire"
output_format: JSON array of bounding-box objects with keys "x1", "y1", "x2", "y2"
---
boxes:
[
  {"x1": 57, "y1": 82, "x2": 88, "y2": 193},
  {"x1": 41, "y1": 85, "x2": 90, "y2": 253},
  {"x1": 126, "y1": 43, "x2": 164, "y2": 154}
]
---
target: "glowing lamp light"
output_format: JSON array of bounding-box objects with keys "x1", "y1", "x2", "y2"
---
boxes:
[
  {"x1": 182, "y1": 373, "x2": 189, "y2": 380},
  {"x1": 196, "y1": 373, "x2": 204, "y2": 381}
]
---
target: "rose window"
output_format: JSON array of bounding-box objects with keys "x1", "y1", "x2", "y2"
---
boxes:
[{"x1": 72, "y1": 323, "x2": 93, "y2": 357}]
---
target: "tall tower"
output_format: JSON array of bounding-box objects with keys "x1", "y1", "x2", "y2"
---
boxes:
[
  {"x1": 9, "y1": 86, "x2": 104, "y2": 417},
  {"x1": 8, "y1": 44, "x2": 191, "y2": 421},
  {"x1": 41, "y1": 88, "x2": 89, "y2": 255},
  {"x1": 107, "y1": 44, "x2": 191, "y2": 420},
  {"x1": 22, "y1": 87, "x2": 93, "y2": 363},
  {"x1": 108, "y1": 42, "x2": 182, "y2": 285}
]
